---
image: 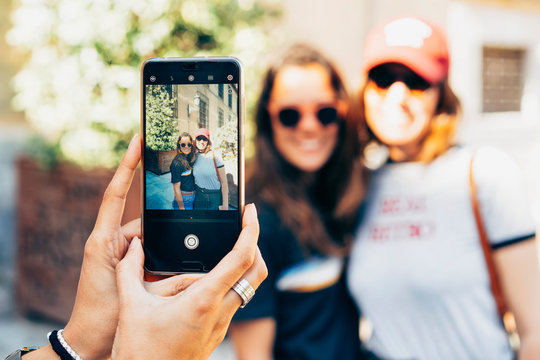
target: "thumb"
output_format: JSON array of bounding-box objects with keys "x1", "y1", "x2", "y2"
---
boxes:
[{"x1": 116, "y1": 237, "x2": 146, "y2": 301}]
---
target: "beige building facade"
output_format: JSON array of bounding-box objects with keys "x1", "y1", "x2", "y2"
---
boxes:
[{"x1": 175, "y1": 83, "x2": 238, "y2": 143}]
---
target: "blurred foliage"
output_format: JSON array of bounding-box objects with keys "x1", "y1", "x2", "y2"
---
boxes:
[
  {"x1": 145, "y1": 85, "x2": 176, "y2": 151},
  {"x1": 7, "y1": 0, "x2": 281, "y2": 169},
  {"x1": 214, "y1": 116, "x2": 238, "y2": 161}
]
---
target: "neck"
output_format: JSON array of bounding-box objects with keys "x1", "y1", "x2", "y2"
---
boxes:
[{"x1": 388, "y1": 143, "x2": 422, "y2": 162}]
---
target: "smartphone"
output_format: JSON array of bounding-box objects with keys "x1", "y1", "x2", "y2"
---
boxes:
[{"x1": 141, "y1": 57, "x2": 244, "y2": 274}]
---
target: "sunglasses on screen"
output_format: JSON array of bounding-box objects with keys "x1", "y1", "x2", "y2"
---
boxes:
[
  {"x1": 196, "y1": 136, "x2": 208, "y2": 141},
  {"x1": 180, "y1": 142, "x2": 192, "y2": 148}
]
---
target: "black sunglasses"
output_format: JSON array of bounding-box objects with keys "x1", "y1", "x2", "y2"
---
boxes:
[
  {"x1": 180, "y1": 142, "x2": 192, "y2": 148},
  {"x1": 277, "y1": 106, "x2": 339, "y2": 128},
  {"x1": 368, "y1": 66, "x2": 432, "y2": 91},
  {"x1": 196, "y1": 136, "x2": 208, "y2": 141}
]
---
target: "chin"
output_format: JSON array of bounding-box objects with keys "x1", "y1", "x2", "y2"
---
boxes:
[{"x1": 295, "y1": 157, "x2": 329, "y2": 173}]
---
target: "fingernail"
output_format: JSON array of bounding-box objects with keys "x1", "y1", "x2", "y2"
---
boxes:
[
  {"x1": 129, "y1": 236, "x2": 140, "y2": 250},
  {"x1": 129, "y1": 134, "x2": 139, "y2": 147},
  {"x1": 248, "y1": 203, "x2": 257, "y2": 218}
]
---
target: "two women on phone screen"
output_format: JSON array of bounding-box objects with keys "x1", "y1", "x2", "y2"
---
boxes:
[{"x1": 170, "y1": 128, "x2": 228, "y2": 210}]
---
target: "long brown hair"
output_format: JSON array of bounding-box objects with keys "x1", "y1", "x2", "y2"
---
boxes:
[
  {"x1": 174, "y1": 132, "x2": 196, "y2": 169},
  {"x1": 248, "y1": 43, "x2": 367, "y2": 256},
  {"x1": 360, "y1": 72, "x2": 461, "y2": 163}
]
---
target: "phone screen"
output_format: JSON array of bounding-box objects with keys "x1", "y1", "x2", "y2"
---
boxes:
[{"x1": 142, "y1": 58, "x2": 243, "y2": 274}]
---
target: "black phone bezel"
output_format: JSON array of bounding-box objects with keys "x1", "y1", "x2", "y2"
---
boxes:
[{"x1": 141, "y1": 57, "x2": 244, "y2": 275}]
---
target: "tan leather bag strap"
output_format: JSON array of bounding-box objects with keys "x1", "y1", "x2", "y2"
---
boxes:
[
  {"x1": 469, "y1": 155, "x2": 507, "y2": 317},
  {"x1": 212, "y1": 151, "x2": 221, "y2": 182}
]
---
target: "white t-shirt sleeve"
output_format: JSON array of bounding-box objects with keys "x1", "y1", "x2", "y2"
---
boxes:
[
  {"x1": 473, "y1": 146, "x2": 536, "y2": 246},
  {"x1": 214, "y1": 152, "x2": 225, "y2": 168}
]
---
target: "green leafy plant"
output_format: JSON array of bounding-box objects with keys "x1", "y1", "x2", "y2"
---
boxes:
[
  {"x1": 7, "y1": 0, "x2": 281, "y2": 168},
  {"x1": 145, "y1": 85, "x2": 176, "y2": 151}
]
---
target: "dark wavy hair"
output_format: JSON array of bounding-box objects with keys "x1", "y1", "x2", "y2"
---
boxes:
[
  {"x1": 173, "y1": 132, "x2": 196, "y2": 169},
  {"x1": 248, "y1": 43, "x2": 368, "y2": 256}
]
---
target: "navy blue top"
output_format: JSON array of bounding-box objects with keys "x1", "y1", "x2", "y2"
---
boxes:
[
  {"x1": 170, "y1": 157, "x2": 195, "y2": 192},
  {"x1": 233, "y1": 202, "x2": 378, "y2": 360}
]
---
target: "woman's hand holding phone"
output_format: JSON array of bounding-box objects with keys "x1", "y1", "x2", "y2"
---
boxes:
[
  {"x1": 26, "y1": 135, "x2": 266, "y2": 360},
  {"x1": 112, "y1": 204, "x2": 266, "y2": 360},
  {"x1": 59, "y1": 134, "x2": 144, "y2": 360}
]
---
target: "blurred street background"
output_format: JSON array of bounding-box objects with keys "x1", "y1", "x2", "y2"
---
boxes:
[{"x1": 1, "y1": 0, "x2": 540, "y2": 358}]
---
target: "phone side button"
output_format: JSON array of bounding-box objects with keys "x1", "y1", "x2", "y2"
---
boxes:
[{"x1": 184, "y1": 234, "x2": 200, "y2": 250}]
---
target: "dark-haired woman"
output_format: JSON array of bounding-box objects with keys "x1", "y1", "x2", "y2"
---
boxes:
[
  {"x1": 229, "y1": 44, "x2": 373, "y2": 360},
  {"x1": 171, "y1": 132, "x2": 196, "y2": 210}
]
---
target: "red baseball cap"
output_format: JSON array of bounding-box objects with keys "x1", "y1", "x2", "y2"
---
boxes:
[
  {"x1": 363, "y1": 16, "x2": 449, "y2": 85},
  {"x1": 194, "y1": 128, "x2": 210, "y2": 140}
]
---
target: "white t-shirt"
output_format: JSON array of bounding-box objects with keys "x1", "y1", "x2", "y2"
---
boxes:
[
  {"x1": 348, "y1": 146, "x2": 536, "y2": 360},
  {"x1": 193, "y1": 151, "x2": 224, "y2": 190}
]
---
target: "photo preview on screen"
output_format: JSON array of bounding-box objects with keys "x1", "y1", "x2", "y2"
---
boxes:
[{"x1": 144, "y1": 82, "x2": 239, "y2": 211}]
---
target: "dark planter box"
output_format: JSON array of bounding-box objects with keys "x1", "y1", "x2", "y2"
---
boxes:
[
  {"x1": 144, "y1": 149, "x2": 176, "y2": 175},
  {"x1": 15, "y1": 157, "x2": 141, "y2": 323}
]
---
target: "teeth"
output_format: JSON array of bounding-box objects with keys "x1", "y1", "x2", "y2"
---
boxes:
[{"x1": 298, "y1": 139, "x2": 322, "y2": 151}]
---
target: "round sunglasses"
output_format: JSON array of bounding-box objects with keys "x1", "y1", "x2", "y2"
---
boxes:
[
  {"x1": 276, "y1": 106, "x2": 339, "y2": 128},
  {"x1": 179, "y1": 142, "x2": 192, "y2": 148}
]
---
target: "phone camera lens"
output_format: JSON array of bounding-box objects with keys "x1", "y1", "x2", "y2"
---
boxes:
[
  {"x1": 188, "y1": 74, "x2": 195, "y2": 82},
  {"x1": 150, "y1": 75, "x2": 156, "y2": 82},
  {"x1": 227, "y1": 74, "x2": 233, "y2": 81}
]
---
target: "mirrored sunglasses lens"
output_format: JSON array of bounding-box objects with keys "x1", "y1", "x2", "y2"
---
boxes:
[
  {"x1": 278, "y1": 108, "x2": 300, "y2": 127},
  {"x1": 317, "y1": 107, "x2": 338, "y2": 125}
]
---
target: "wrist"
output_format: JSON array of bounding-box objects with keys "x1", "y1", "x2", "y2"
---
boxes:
[
  {"x1": 22, "y1": 345, "x2": 55, "y2": 360},
  {"x1": 62, "y1": 324, "x2": 109, "y2": 360}
]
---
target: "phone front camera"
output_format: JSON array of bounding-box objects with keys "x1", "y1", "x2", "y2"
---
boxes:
[
  {"x1": 188, "y1": 74, "x2": 195, "y2": 82},
  {"x1": 150, "y1": 75, "x2": 156, "y2": 82}
]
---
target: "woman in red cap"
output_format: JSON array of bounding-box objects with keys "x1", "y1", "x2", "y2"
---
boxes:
[
  {"x1": 192, "y1": 127, "x2": 229, "y2": 210},
  {"x1": 229, "y1": 44, "x2": 375, "y2": 359},
  {"x1": 347, "y1": 16, "x2": 540, "y2": 360}
]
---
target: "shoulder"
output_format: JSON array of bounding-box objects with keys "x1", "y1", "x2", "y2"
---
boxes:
[
  {"x1": 257, "y1": 202, "x2": 282, "y2": 231},
  {"x1": 472, "y1": 146, "x2": 522, "y2": 187},
  {"x1": 474, "y1": 146, "x2": 517, "y2": 172},
  {"x1": 170, "y1": 158, "x2": 181, "y2": 170},
  {"x1": 252, "y1": 200, "x2": 297, "y2": 255},
  {"x1": 212, "y1": 151, "x2": 224, "y2": 165}
]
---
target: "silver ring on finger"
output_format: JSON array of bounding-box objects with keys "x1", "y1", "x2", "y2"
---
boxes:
[{"x1": 231, "y1": 278, "x2": 255, "y2": 308}]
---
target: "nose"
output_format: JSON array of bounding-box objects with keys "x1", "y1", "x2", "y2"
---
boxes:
[
  {"x1": 295, "y1": 109, "x2": 322, "y2": 132},
  {"x1": 386, "y1": 81, "x2": 410, "y2": 106}
]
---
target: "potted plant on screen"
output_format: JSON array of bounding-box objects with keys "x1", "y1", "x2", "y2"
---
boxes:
[{"x1": 145, "y1": 84, "x2": 178, "y2": 175}]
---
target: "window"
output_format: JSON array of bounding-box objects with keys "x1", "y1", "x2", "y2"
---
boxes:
[
  {"x1": 172, "y1": 86, "x2": 178, "y2": 118},
  {"x1": 198, "y1": 96, "x2": 208, "y2": 128},
  {"x1": 165, "y1": 84, "x2": 178, "y2": 118},
  {"x1": 218, "y1": 108, "x2": 224, "y2": 127},
  {"x1": 218, "y1": 84, "x2": 224, "y2": 99},
  {"x1": 482, "y1": 46, "x2": 525, "y2": 112}
]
